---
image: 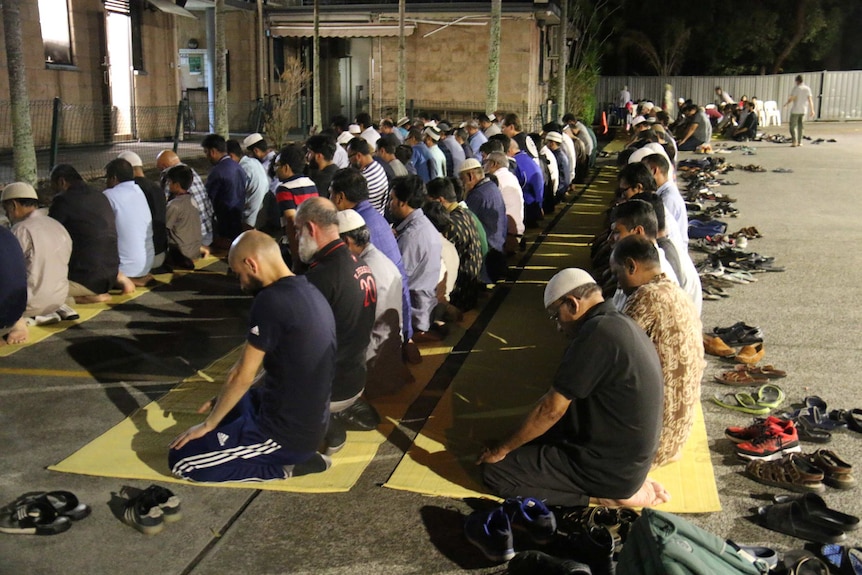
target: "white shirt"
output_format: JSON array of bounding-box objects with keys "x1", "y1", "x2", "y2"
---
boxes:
[
  {"x1": 790, "y1": 83, "x2": 813, "y2": 115},
  {"x1": 490, "y1": 166, "x2": 525, "y2": 235}
]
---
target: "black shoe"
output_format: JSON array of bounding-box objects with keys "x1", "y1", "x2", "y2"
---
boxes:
[
  {"x1": 122, "y1": 488, "x2": 164, "y2": 535},
  {"x1": 334, "y1": 398, "x2": 380, "y2": 431},
  {"x1": 286, "y1": 453, "x2": 332, "y2": 478},
  {"x1": 508, "y1": 551, "x2": 592, "y2": 575},
  {"x1": 141, "y1": 485, "x2": 182, "y2": 523},
  {"x1": 323, "y1": 415, "x2": 346, "y2": 455}
]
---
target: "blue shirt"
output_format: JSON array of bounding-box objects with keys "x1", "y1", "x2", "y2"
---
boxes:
[
  {"x1": 468, "y1": 130, "x2": 488, "y2": 156},
  {"x1": 354, "y1": 200, "x2": 413, "y2": 341},
  {"x1": 426, "y1": 144, "x2": 447, "y2": 179},
  {"x1": 439, "y1": 136, "x2": 466, "y2": 174},
  {"x1": 103, "y1": 180, "x2": 154, "y2": 277},
  {"x1": 0, "y1": 226, "x2": 27, "y2": 329},
  {"x1": 465, "y1": 178, "x2": 507, "y2": 253},
  {"x1": 513, "y1": 151, "x2": 545, "y2": 207},
  {"x1": 411, "y1": 144, "x2": 433, "y2": 183},
  {"x1": 395, "y1": 208, "x2": 441, "y2": 333},
  {"x1": 206, "y1": 155, "x2": 248, "y2": 240},
  {"x1": 239, "y1": 156, "x2": 270, "y2": 228}
]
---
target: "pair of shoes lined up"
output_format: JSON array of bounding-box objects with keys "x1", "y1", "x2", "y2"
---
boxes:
[
  {"x1": 0, "y1": 490, "x2": 90, "y2": 536},
  {"x1": 121, "y1": 484, "x2": 182, "y2": 535},
  {"x1": 463, "y1": 496, "x2": 557, "y2": 563}
]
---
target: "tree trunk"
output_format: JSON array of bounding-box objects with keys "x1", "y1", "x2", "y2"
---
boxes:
[
  {"x1": 486, "y1": 0, "x2": 501, "y2": 115},
  {"x1": 312, "y1": 0, "x2": 322, "y2": 130},
  {"x1": 214, "y1": 0, "x2": 229, "y2": 135},
  {"x1": 397, "y1": 0, "x2": 406, "y2": 119},
  {"x1": 2, "y1": 0, "x2": 38, "y2": 185},
  {"x1": 556, "y1": 0, "x2": 568, "y2": 118},
  {"x1": 771, "y1": 0, "x2": 809, "y2": 74}
]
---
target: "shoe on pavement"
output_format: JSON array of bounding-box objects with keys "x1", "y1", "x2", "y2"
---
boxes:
[
  {"x1": 333, "y1": 398, "x2": 380, "y2": 431},
  {"x1": 737, "y1": 426, "x2": 801, "y2": 461},
  {"x1": 56, "y1": 304, "x2": 80, "y2": 321},
  {"x1": 464, "y1": 506, "x2": 515, "y2": 563},
  {"x1": 503, "y1": 497, "x2": 557, "y2": 544}
]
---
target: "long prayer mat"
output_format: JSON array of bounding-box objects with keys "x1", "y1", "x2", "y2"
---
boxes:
[
  {"x1": 48, "y1": 312, "x2": 474, "y2": 492},
  {"x1": 0, "y1": 256, "x2": 221, "y2": 358},
  {"x1": 383, "y1": 162, "x2": 722, "y2": 513}
]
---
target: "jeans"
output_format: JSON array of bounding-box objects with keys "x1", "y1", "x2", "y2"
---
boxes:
[{"x1": 789, "y1": 113, "x2": 804, "y2": 144}]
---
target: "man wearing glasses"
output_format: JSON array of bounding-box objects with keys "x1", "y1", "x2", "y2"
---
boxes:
[{"x1": 478, "y1": 268, "x2": 669, "y2": 508}]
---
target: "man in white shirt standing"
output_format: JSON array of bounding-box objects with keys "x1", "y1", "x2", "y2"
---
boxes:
[{"x1": 784, "y1": 75, "x2": 815, "y2": 148}]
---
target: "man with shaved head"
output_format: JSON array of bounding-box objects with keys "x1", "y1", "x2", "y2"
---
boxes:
[
  {"x1": 156, "y1": 149, "x2": 215, "y2": 250},
  {"x1": 169, "y1": 230, "x2": 336, "y2": 482}
]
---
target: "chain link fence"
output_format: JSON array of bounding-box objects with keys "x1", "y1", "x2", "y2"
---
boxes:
[{"x1": 377, "y1": 99, "x2": 544, "y2": 132}]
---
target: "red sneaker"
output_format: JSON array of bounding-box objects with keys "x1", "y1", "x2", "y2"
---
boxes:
[
  {"x1": 736, "y1": 425, "x2": 800, "y2": 461},
  {"x1": 725, "y1": 416, "x2": 791, "y2": 444}
]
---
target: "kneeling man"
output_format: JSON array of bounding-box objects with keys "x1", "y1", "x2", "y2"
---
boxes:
[
  {"x1": 479, "y1": 268, "x2": 670, "y2": 507},
  {"x1": 169, "y1": 230, "x2": 335, "y2": 482}
]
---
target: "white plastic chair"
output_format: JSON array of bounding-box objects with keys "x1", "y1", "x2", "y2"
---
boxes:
[
  {"x1": 763, "y1": 100, "x2": 781, "y2": 126},
  {"x1": 755, "y1": 99, "x2": 766, "y2": 126}
]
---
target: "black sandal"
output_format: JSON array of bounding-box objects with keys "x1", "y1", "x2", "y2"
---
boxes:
[{"x1": 0, "y1": 500, "x2": 72, "y2": 535}]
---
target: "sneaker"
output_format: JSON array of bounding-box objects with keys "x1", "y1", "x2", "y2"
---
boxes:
[
  {"x1": 736, "y1": 426, "x2": 801, "y2": 461},
  {"x1": 123, "y1": 489, "x2": 164, "y2": 535},
  {"x1": 464, "y1": 507, "x2": 515, "y2": 563},
  {"x1": 26, "y1": 312, "x2": 61, "y2": 327},
  {"x1": 726, "y1": 416, "x2": 791, "y2": 443},
  {"x1": 56, "y1": 304, "x2": 80, "y2": 321},
  {"x1": 508, "y1": 550, "x2": 591, "y2": 575},
  {"x1": 333, "y1": 398, "x2": 380, "y2": 431},
  {"x1": 503, "y1": 497, "x2": 557, "y2": 544},
  {"x1": 142, "y1": 485, "x2": 181, "y2": 523},
  {"x1": 323, "y1": 416, "x2": 346, "y2": 456}
]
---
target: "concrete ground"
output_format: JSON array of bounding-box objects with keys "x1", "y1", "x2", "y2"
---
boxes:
[{"x1": 1, "y1": 121, "x2": 861, "y2": 574}]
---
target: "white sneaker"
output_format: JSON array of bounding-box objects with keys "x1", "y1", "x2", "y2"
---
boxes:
[{"x1": 27, "y1": 312, "x2": 61, "y2": 326}]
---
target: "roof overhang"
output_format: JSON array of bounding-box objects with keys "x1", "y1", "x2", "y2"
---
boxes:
[
  {"x1": 270, "y1": 22, "x2": 416, "y2": 38},
  {"x1": 148, "y1": 0, "x2": 197, "y2": 18}
]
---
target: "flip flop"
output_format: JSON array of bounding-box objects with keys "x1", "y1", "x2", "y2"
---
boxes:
[
  {"x1": 755, "y1": 384, "x2": 785, "y2": 409},
  {"x1": 0, "y1": 500, "x2": 72, "y2": 535},
  {"x1": 773, "y1": 493, "x2": 860, "y2": 533},
  {"x1": 758, "y1": 500, "x2": 846, "y2": 544},
  {"x1": 805, "y1": 396, "x2": 828, "y2": 411},
  {"x1": 711, "y1": 393, "x2": 771, "y2": 415}
]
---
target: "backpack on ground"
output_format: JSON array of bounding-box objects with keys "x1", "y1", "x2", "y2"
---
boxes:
[{"x1": 616, "y1": 508, "x2": 769, "y2": 575}]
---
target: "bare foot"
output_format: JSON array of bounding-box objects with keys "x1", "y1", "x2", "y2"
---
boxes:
[
  {"x1": 75, "y1": 293, "x2": 111, "y2": 304},
  {"x1": 129, "y1": 274, "x2": 154, "y2": 287},
  {"x1": 593, "y1": 478, "x2": 671, "y2": 508},
  {"x1": 200, "y1": 245, "x2": 211, "y2": 258},
  {"x1": 6, "y1": 318, "x2": 29, "y2": 345},
  {"x1": 116, "y1": 273, "x2": 136, "y2": 295}
]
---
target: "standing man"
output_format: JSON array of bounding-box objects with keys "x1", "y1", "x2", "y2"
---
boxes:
[
  {"x1": 273, "y1": 144, "x2": 318, "y2": 270},
  {"x1": 156, "y1": 150, "x2": 215, "y2": 250},
  {"x1": 304, "y1": 135, "x2": 339, "y2": 196},
  {"x1": 355, "y1": 112, "x2": 381, "y2": 147},
  {"x1": 48, "y1": 164, "x2": 119, "y2": 304},
  {"x1": 169, "y1": 231, "x2": 335, "y2": 482},
  {"x1": 118, "y1": 151, "x2": 167, "y2": 271},
  {"x1": 295, "y1": 198, "x2": 378, "y2": 454},
  {"x1": 405, "y1": 128, "x2": 433, "y2": 183},
  {"x1": 479, "y1": 113, "x2": 501, "y2": 138},
  {"x1": 2, "y1": 182, "x2": 73, "y2": 325},
  {"x1": 376, "y1": 135, "x2": 409, "y2": 177},
  {"x1": 478, "y1": 268, "x2": 668, "y2": 508},
  {"x1": 437, "y1": 124, "x2": 466, "y2": 175},
  {"x1": 347, "y1": 137, "x2": 390, "y2": 214},
  {"x1": 389, "y1": 176, "x2": 443, "y2": 342},
  {"x1": 465, "y1": 120, "x2": 488, "y2": 158},
  {"x1": 226, "y1": 139, "x2": 269, "y2": 232},
  {"x1": 784, "y1": 75, "x2": 815, "y2": 147},
  {"x1": 459, "y1": 159, "x2": 507, "y2": 283},
  {"x1": 202, "y1": 134, "x2": 248, "y2": 247},
  {"x1": 423, "y1": 126, "x2": 447, "y2": 180}
]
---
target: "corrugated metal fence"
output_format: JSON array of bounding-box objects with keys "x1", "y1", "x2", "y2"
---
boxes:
[{"x1": 596, "y1": 71, "x2": 862, "y2": 121}]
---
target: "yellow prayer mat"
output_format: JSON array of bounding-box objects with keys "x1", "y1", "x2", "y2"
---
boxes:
[
  {"x1": 0, "y1": 256, "x2": 221, "y2": 358},
  {"x1": 48, "y1": 312, "x2": 474, "y2": 492},
  {"x1": 383, "y1": 394, "x2": 721, "y2": 514}
]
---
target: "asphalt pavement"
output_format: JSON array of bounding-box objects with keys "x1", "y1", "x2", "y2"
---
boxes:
[{"x1": 1, "y1": 121, "x2": 861, "y2": 574}]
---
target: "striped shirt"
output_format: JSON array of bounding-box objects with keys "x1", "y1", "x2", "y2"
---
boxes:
[
  {"x1": 362, "y1": 160, "x2": 390, "y2": 215},
  {"x1": 275, "y1": 175, "x2": 318, "y2": 213}
]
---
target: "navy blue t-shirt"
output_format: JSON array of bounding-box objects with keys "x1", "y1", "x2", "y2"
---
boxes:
[
  {"x1": 0, "y1": 226, "x2": 27, "y2": 330},
  {"x1": 247, "y1": 275, "x2": 336, "y2": 452}
]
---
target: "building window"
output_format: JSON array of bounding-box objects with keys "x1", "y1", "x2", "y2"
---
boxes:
[{"x1": 38, "y1": 0, "x2": 74, "y2": 66}]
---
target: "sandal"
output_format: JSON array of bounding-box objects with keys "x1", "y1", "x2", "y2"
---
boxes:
[
  {"x1": 755, "y1": 384, "x2": 785, "y2": 409},
  {"x1": 773, "y1": 493, "x2": 860, "y2": 532},
  {"x1": 820, "y1": 544, "x2": 862, "y2": 575},
  {"x1": 795, "y1": 416, "x2": 833, "y2": 444},
  {"x1": 716, "y1": 324, "x2": 764, "y2": 346},
  {"x1": 711, "y1": 392, "x2": 771, "y2": 415},
  {"x1": 0, "y1": 500, "x2": 72, "y2": 535},
  {"x1": 735, "y1": 364, "x2": 786, "y2": 378},
  {"x1": 6, "y1": 491, "x2": 90, "y2": 521},
  {"x1": 745, "y1": 453, "x2": 825, "y2": 493},
  {"x1": 806, "y1": 450, "x2": 857, "y2": 490},
  {"x1": 714, "y1": 371, "x2": 767, "y2": 386},
  {"x1": 758, "y1": 499, "x2": 846, "y2": 544},
  {"x1": 829, "y1": 409, "x2": 862, "y2": 433}
]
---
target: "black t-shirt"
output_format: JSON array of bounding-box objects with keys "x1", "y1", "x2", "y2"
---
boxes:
[
  {"x1": 305, "y1": 240, "x2": 377, "y2": 402},
  {"x1": 552, "y1": 300, "x2": 664, "y2": 498},
  {"x1": 135, "y1": 176, "x2": 168, "y2": 255},
  {"x1": 48, "y1": 181, "x2": 120, "y2": 294},
  {"x1": 248, "y1": 275, "x2": 336, "y2": 451},
  {"x1": 0, "y1": 226, "x2": 27, "y2": 329},
  {"x1": 309, "y1": 164, "x2": 339, "y2": 199}
]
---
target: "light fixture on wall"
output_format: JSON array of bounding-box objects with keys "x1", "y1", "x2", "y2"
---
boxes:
[{"x1": 188, "y1": 38, "x2": 199, "y2": 49}]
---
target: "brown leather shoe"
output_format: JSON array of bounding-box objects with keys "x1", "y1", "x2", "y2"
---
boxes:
[
  {"x1": 736, "y1": 342, "x2": 765, "y2": 365},
  {"x1": 703, "y1": 335, "x2": 736, "y2": 358}
]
